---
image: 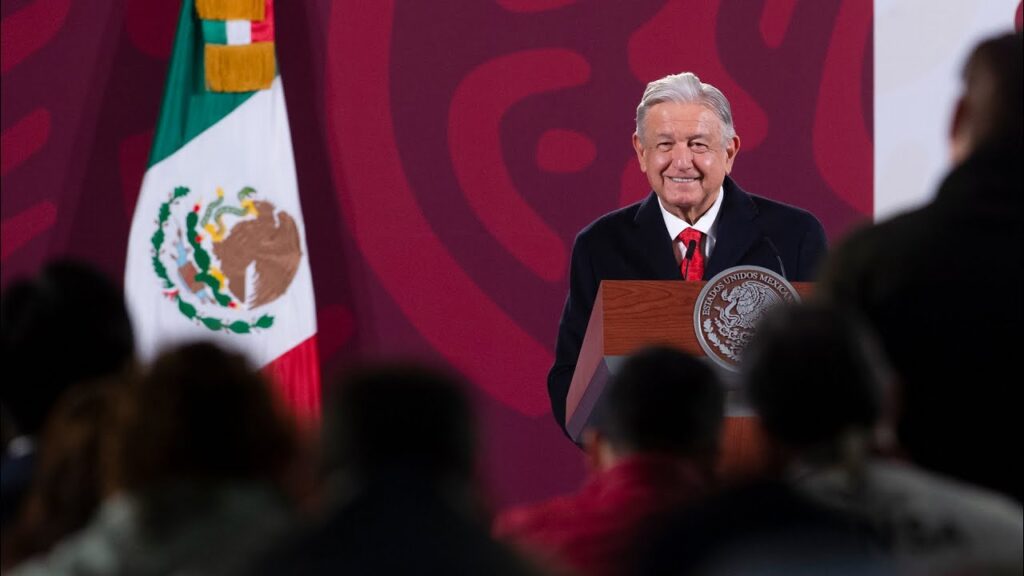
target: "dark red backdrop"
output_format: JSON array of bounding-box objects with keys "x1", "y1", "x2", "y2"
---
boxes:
[{"x1": 1, "y1": 0, "x2": 871, "y2": 507}]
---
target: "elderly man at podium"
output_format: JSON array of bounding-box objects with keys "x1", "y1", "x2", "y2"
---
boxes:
[{"x1": 548, "y1": 72, "x2": 827, "y2": 435}]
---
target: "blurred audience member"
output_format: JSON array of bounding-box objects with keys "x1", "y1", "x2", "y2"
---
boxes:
[
  {"x1": 632, "y1": 331, "x2": 886, "y2": 575},
  {"x1": 1, "y1": 260, "x2": 135, "y2": 438},
  {"x1": 639, "y1": 477, "x2": 888, "y2": 576},
  {"x1": 1, "y1": 260, "x2": 135, "y2": 527},
  {"x1": 743, "y1": 303, "x2": 1022, "y2": 575},
  {"x1": 2, "y1": 379, "x2": 126, "y2": 569},
  {"x1": 819, "y1": 31, "x2": 1023, "y2": 502},
  {"x1": 0, "y1": 404, "x2": 32, "y2": 528},
  {"x1": 10, "y1": 342, "x2": 298, "y2": 576},
  {"x1": 249, "y1": 363, "x2": 543, "y2": 576},
  {"x1": 0, "y1": 403, "x2": 17, "y2": 453},
  {"x1": 495, "y1": 346, "x2": 724, "y2": 576}
]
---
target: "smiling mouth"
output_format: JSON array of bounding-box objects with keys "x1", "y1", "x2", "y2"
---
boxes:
[{"x1": 669, "y1": 176, "x2": 699, "y2": 183}]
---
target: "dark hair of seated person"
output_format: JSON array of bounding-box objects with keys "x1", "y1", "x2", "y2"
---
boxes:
[
  {"x1": 1, "y1": 260, "x2": 135, "y2": 436},
  {"x1": 741, "y1": 303, "x2": 889, "y2": 453},
  {"x1": 593, "y1": 345, "x2": 724, "y2": 462},
  {"x1": 114, "y1": 342, "x2": 297, "y2": 497},
  {"x1": 322, "y1": 363, "x2": 476, "y2": 485}
]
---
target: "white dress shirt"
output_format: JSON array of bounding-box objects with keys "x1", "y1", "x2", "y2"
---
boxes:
[{"x1": 656, "y1": 186, "x2": 724, "y2": 265}]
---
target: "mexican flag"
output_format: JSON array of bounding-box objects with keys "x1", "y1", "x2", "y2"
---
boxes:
[{"x1": 124, "y1": 0, "x2": 319, "y2": 418}]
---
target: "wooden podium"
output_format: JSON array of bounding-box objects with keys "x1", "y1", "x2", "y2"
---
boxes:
[{"x1": 565, "y1": 280, "x2": 813, "y2": 476}]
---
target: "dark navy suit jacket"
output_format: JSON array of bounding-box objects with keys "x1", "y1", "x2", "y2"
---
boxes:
[{"x1": 548, "y1": 176, "x2": 827, "y2": 433}]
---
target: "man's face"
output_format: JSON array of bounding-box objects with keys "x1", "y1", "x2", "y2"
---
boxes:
[{"x1": 633, "y1": 101, "x2": 740, "y2": 223}]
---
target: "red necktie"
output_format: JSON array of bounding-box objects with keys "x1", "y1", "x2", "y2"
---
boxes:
[{"x1": 678, "y1": 228, "x2": 705, "y2": 281}]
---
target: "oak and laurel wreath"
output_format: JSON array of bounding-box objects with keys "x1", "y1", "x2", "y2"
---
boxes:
[{"x1": 151, "y1": 186, "x2": 274, "y2": 334}]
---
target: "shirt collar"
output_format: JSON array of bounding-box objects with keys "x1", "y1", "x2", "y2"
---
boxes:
[{"x1": 657, "y1": 186, "x2": 724, "y2": 242}]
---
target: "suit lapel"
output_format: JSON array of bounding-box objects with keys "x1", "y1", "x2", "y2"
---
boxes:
[
  {"x1": 705, "y1": 177, "x2": 760, "y2": 278},
  {"x1": 634, "y1": 192, "x2": 682, "y2": 280}
]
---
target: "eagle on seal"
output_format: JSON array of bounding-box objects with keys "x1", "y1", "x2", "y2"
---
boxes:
[{"x1": 717, "y1": 281, "x2": 782, "y2": 331}]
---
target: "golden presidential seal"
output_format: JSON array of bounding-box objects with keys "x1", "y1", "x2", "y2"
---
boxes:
[{"x1": 694, "y1": 266, "x2": 800, "y2": 371}]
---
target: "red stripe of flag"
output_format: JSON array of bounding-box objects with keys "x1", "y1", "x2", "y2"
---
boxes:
[
  {"x1": 250, "y1": 0, "x2": 274, "y2": 43},
  {"x1": 262, "y1": 333, "x2": 320, "y2": 422}
]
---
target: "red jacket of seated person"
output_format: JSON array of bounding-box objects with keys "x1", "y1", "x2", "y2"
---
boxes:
[{"x1": 493, "y1": 453, "x2": 709, "y2": 576}]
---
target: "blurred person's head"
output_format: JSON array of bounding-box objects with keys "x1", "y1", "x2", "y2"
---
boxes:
[
  {"x1": 5, "y1": 378, "x2": 129, "y2": 564},
  {"x1": 114, "y1": 342, "x2": 296, "y2": 494},
  {"x1": 1, "y1": 402, "x2": 17, "y2": 451},
  {"x1": 1, "y1": 260, "x2": 134, "y2": 436},
  {"x1": 323, "y1": 363, "x2": 476, "y2": 487},
  {"x1": 586, "y1": 346, "x2": 724, "y2": 474},
  {"x1": 742, "y1": 304, "x2": 891, "y2": 462},
  {"x1": 950, "y1": 32, "x2": 1022, "y2": 163}
]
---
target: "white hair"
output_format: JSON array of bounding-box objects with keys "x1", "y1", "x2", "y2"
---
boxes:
[{"x1": 635, "y1": 72, "x2": 737, "y2": 145}]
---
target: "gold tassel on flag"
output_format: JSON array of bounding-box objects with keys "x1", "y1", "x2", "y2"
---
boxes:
[
  {"x1": 195, "y1": 0, "x2": 264, "y2": 21},
  {"x1": 205, "y1": 43, "x2": 275, "y2": 92}
]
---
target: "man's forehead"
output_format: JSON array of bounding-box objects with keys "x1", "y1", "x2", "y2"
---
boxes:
[
  {"x1": 650, "y1": 126, "x2": 715, "y2": 139},
  {"x1": 646, "y1": 101, "x2": 718, "y2": 124},
  {"x1": 644, "y1": 104, "x2": 721, "y2": 139}
]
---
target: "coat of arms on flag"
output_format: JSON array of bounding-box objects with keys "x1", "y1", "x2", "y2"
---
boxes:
[
  {"x1": 125, "y1": 0, "x2": 320, "y2": 418},
  {"x1": 151, "y1": 185, "x2": 302, "y2": 333}
]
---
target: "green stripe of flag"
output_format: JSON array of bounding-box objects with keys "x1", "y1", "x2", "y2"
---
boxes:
[
  {"x1": 148, "y1": 0, "x2": 255, "y2": 167},
  {"x1": 201, "y1": 19, "x2": 228, "y2": 45}
]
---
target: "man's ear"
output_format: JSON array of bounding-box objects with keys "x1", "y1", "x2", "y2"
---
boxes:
[
  {"x1": 724, "y1": 134, "x2": 741, "y2": 173},
  {"x1": 632, "y1": 133, "x2": 648, "y2": 173}
]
